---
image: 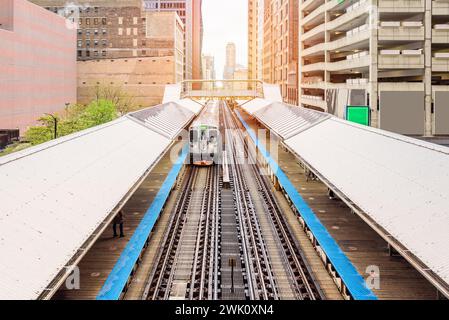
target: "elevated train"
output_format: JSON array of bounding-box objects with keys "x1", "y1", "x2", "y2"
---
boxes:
[{"x1": 189, "y1": 101, "x2": 221, "y2": 166}]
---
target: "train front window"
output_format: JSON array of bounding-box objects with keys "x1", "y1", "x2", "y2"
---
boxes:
[
  {"x1": 209, "y1": 130, "x2": 218, "y2": 143},
  {"x1": 190, "y1": 129, "x2": 198, "y2": 143}
]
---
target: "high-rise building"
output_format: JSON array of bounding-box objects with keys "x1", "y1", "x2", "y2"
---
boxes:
[
  {"x1": 191, "y1": 0, "x2": 203, "y2": 80},
  {"x1": 262, "y1": 0, "x2": 273, "y2": 84},
  {"x1": 262, "y1": 0, "x2": 298, "y2": 104},
  {"x1": 77, "y1": 11, "x2": 184, "y2": 107},
  {"x1": 31, "y1": 0, "x2": 185, "y2": 107},
  {"x1": 201, "y1": 54, "x2": 215, "y2": 90},
  {"x1": 0, "y1": 0, "x2": 76, "y2": 133},
  {"x1": 257, "y1": 0, "x2": 265, "y2": 81},
  {"x1": 32, "y1": 0, "x2": 156, "y2": 60},
  {"x1": 224, "y1": 42, "x2": 237, "y2": 80},
  {"x1": 298, "y1": 0, "x2": 449, "y2": 136},
  {"x1": 143, "y1": 0, "x2": 203, "y2": 80},
  {"x1": 248, "y1": 0, "x2": 258, "y2": 80},
  {"x1": 248, "y1": 0, "x2": 265, "y2": 81},
  {"x1": 234, "y1": 67, "x2": 249, "y2": 90},
  {"x1": 202, "y1": 54, "x2": 216, "y2": 80}
]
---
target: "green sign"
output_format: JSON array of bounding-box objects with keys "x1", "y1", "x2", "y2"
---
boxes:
[{"x1": 346, "y1": 106, "x2": 370, "y2": 126}]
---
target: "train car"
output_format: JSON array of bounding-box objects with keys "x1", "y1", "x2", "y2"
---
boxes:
[{"x1": 189, "y1": 101, "x2": 221, "y2": 166}]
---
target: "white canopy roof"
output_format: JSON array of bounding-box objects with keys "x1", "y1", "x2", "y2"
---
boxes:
[
  {"x1": 128, "y1": 102, "x2": 196, "y2": 139},
  {"x1": 0, "y1": 95, "x2": 204, "y2": 299},
  {"x1": 175, "y1": 99, "x2": 204, "y2": 115},
  {"x1": 244, "y1": 100, "x2": 449, "y2": 296},
  {"x1": 239, "y1": 98, "x2": 273, "y2": 115},
  {"x1": 253, "y1": 102, "x2": 330, "y2": 139}
]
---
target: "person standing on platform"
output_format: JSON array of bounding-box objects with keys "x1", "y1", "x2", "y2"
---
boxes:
[{"x1": 113, "y1": 211, "x2": 125, "y2": 238}]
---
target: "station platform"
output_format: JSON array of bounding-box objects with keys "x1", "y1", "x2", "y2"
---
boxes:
[
  {"x1": 237, "y1": 108, "x2": 439, "y2": 300},
  {"x1": 53, "y1": 142, "x2": 184, "y2": 300}
]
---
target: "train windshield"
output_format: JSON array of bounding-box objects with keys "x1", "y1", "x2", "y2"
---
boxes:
[
  {"x1": 190, "y1": 129, "x2": 198, "y2": 143},
  {"x1": 209, "y1": 130, "x2": 218, "y2": 143},
  {"x1": 190, "y1": 126, "x2": 218, "y2": 144}
]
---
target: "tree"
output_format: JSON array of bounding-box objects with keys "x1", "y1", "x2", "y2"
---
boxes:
[
  {"x1": 92, "y1": 83, "x2": 136, "y2": 116},
  {"x1": 80, "y1": 99, "x2": 118, "y2": 128},
  {"x1": 24, "y1": 115, "x2": 58, "y2": 145},
  {"x1": 21, "y1": 100, "x2": 118, "y2": 147}
]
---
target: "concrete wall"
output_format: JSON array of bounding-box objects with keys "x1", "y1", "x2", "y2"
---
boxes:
[
  {"x1": 379, "y1": 91, "x2": 425, "y2": 135},
  {"x1": 77, "y1": 56, "x2": 177, "y2": 107},
  {"x1": 434, "y1": 91, "x2": 449, "y2": 135},
  {"x1": 0, "y1": 0, "x2": 76, "y2": 133}
]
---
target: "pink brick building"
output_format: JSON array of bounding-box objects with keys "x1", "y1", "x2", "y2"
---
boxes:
[{"x1": 0, "y1": 0, "x2": 76, "y2": 134}]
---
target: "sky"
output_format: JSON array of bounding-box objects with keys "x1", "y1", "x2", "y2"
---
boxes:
[{"x1": 202, "y1": 0, "x2": 248, "y2": 78}]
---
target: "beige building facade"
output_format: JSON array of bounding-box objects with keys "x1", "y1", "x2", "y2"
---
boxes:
[
  {"x1": 143, "y1": 0, "x2": 203, "y2": 80},
  {"x1": 248, "y1": 0, "x2": 258, "y2": 80},
  {"x1": 32, "y1": 1, "x2": 184, "y2": 107},
  {"x1": 260, "y1": 0, "x2": 298, "y2": 104},
  {"x1": 248, "y1": 0, "x2": 265, "y2": 81},
  {"x1": 78, "y1": 11, "x2": 184, "y2": 107},
  {"x1": 298, "y1": 0, "x2": 449, "y2": 136},
  {"x1": 32, "y1": 0, "x2": 155, "y2": 60},
  {"x1": 224, "y1": 42, "x2": 237, "y2": 80}
]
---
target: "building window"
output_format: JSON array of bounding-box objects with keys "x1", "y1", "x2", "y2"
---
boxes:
[
  {"x1": 77, "y1": 40, "x2": 82, "y2": 47},
  {"x1": 102, "y1": 50, "x2": 107, "y2": 56},
  {"x1": 78, "y1": 50, "x2": 82, "y2": 57},
  {"x1": 102, "y1": 29, "x2": 107, "y2": 35},
  {"x1": 102, "y1": 18, "x2": 107, "y2": 25},
  {"x1": 94, "y1": 18, "x2": 98, "y2": 25},
  {"x1": 86, "y1": 40, "x2": 90, "y2": 46},
  {"x1": 94, "y1": 29, "x2": 98, "y2": 35},
  {"x1": 86, "y1": 18, "x2": 90, "y2": 25},
  {"x1": 86, "y1": 50, "x2": 90, "y2": 57},
  {"x1": 102, "y1": 39, "x2": 107, "y2": 46}
]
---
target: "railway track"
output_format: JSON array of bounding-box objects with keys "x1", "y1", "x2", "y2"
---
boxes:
[
  {"x1": 142, "y1": 166, "x2": 220, "y2": 300},
  {"x1": 221, "y1": 101, "x2": 322, "y2": 300},
  {"x1": 141, "y1": 100, "x2": 322, "y2": 300}
]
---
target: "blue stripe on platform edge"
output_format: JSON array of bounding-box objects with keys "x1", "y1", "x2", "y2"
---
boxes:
[
  {"x1": 96, "y1": 144, "x2": 189, "y2": 300},
  {"x1": 235, "y1": 110, "x2": 377, "y2": 300}
]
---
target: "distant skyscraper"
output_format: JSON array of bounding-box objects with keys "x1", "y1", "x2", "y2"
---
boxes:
[
  {"x1": 224, "y1": 42, "x2": 236, "y2": 80},
  {"x1": 233, "y1": 66, "x2": 249, "y2": 90},
  {"x1": 202, "y1": 54, "x2": 216, "y2": 80},
  {"x1": 144, "y1": 0, "x2": 203, "y2": 80}
]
